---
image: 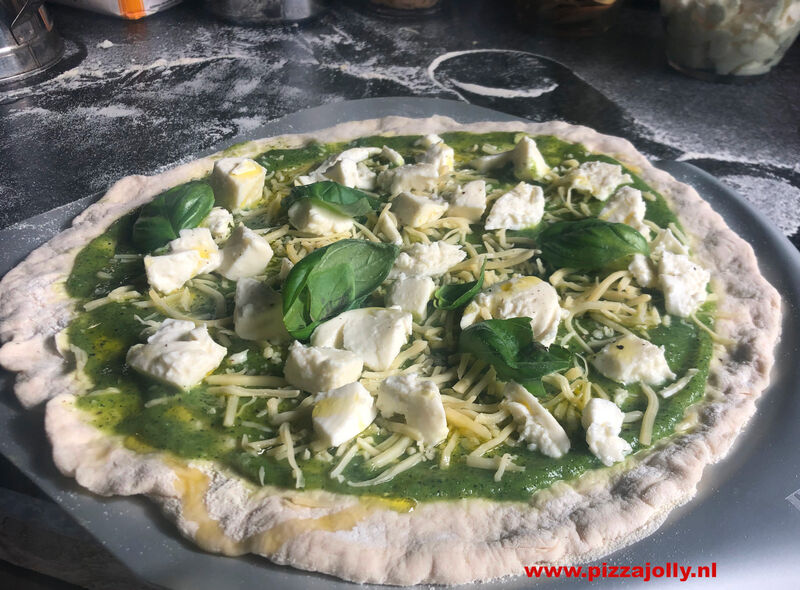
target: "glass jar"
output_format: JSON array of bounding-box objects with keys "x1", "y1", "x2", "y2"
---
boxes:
[
  {"x1": 514, "y1": 0, "x2": 625, "y2": 37},
  {"x1": 205, "y1": 0, "x2": 329, "y2": 24},
  {"x1": 661, "y1": 0, "x2": 800, "y2": 80}
]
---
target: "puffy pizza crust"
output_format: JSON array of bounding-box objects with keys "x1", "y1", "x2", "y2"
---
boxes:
[{"x1": 0, "y1": 117, "x2": 782, "y2": 585}]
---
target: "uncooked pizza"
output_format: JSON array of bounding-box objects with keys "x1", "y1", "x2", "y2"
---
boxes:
[{"x1": 0, "y1": 116, "x2": 781, "y2": 585}]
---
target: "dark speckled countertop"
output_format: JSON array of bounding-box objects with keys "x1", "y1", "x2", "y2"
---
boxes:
[
  {"x1": 0, "y1": 0, "x2": 799, "y2": 587},
  {"x1": 1, "y1": 0, "x2": 799, "y2": 247}
]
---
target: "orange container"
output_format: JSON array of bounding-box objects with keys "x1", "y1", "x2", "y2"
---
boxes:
[{"x1": 48, "y1": 0, "x2": 182, "y2": 20}]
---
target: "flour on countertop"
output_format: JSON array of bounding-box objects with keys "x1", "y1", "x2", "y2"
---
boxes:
[
  {"x1": 720, "y1": 174, "x2": 800, "y2": 236},
  {"x1": 75, "y1": 105, "x2": 143, "y2": 118},
  {"x1": 230, "y1": 116, "x2": 271, "y2": 133},
  {"x1": 450, "y1": 80, "x2": 558, "y2": 99},
  {"x1": 427, "y1": 49, "x2": 561, "y2": 102},
  {"x1": 1, "y1": 5, "x2": 797, "y2": 241}
]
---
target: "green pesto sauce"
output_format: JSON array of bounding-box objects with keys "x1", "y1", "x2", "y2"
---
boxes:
[{"x1": 69, "y1": 131, "x2": 713, "y2": 502}]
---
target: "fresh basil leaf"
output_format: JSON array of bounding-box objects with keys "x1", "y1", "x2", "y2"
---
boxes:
[
  {"x1": 132, "y1": 181, "x2": 215, "y2": 252},
  {"x1": 539, "y1": 218, "x2": 649, "y2": 271},
  {"x1": 307, "y1": 264, "x2": 356, "y2": 321},
  {"x1": 255, "y1": 143, "x2": 327, "y2": 173},
  {"x1": 434, "y1": 261, "x2": 485, "y2": 310},
  {"x1": 284, "y1": 181, "x2": 381, "y2": 219},
  {"x1": 458, "y1": 318, "x2": 572, "y2": 382},
  {"x1": 282, "y1": 239, "x2": 398, "y2": 340}
]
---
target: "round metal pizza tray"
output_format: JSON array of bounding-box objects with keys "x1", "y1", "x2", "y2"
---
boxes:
[{"x1": 1, "y1": 98, "x2": 798, "y2": 589}]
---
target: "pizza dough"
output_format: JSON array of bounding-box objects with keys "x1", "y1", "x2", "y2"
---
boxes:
[{"x1": 0, "y1": 116, "x2": 781, "y2": 585}]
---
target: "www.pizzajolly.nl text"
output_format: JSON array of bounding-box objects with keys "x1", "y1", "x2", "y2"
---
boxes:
[{"x1": 525, "y1": 562, "x2": 717, "y2": 582}]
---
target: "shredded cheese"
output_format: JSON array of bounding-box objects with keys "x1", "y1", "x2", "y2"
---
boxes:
[
  {"x1": 189, "y1": 280, "x2": 227, "y2": 317},
  {"x1": 330, "y1": 442, "x2": 359, "y2": 482},
  {"x1": 465, "y1": 454, "x2": 524, "y2": 473},
  {"x1": 439, "y1": 431, "x2": 460, "y2": 469},
  {"x1": 658, "y1": 369, "x2": 700, "y2": 398},
  {"x1": 382, "y1": 420, "x2": 424, "y2": 441},
  {"x1": 205, "y1": 375, "x2": 287, "y2": 387},
  {"x1": 279, "y1": 422, "x2": 305, "y2": 488},
  {"x1": 691, "y1": 312, "x2": 736, "y2": 347},
  {"x1": 148, "y1": 289, "x2": 232, "y2": 327},
  {"x1": 494, "y1": 453, "x2": 513, "y2": 482},
  {"x1": 468, "y1": 424, "x2": 515, "y2": 458},
  {"x1": 84, "y1": 286, "x2": 141, "y2": 311},
  {"x1": 223, "y1": 395, "x2": 239, "y2": 427},
  {"x1": 206, "y1": 385, "x2": 300, "y2": 398},
  {"x1": 271, "y1": 396, "x2": 314, "y2": 425},
  {"x1": 144, "y1": 396, "x2": 172, "y2": 408},
  {"x1": 639, "y1": 383, "x2": 659, "y2": 446},
  {"x1": 348, "y1": 453, "x2": 425, "y2": 488},
  {"x1": 444, "y1": 407, "x2": 492, "y2": 440},
  {"x1": 367, "y1": 435, "x2": 412, "y2": 470}
]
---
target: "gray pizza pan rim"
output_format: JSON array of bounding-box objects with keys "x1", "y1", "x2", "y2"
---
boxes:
[{"x1": 1, "y1": 97, "x2": 799, "y2": 590}]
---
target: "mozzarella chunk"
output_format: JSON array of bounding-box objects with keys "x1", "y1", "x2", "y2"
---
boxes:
[
  {"x1": 375, "y1": 208, "x2": 403, "y2": 245},
  {"x1": 390, "y1": 192, "x2": 448, "y2": 227},
  {"x1": 310, "y1": 147, "x2": 381, "y2": 177},
  {"x1": 592, "y1": 334, "x2": 676, "y2": 385},
  {"x1": 388, "y1": 241, "x2": 466, "y2": 279},
  {"x1": 297, "y1": 147, "x2": 381, "y2": 187},
  {"x1": 380, "y1": 145, "x2": 405, "y2": 167},
  {"x1": 288, "y1": 199, "x2": 354, "y2": 236},
  {"x1": 445, "y1": 180, "x2": 486, "y2": 222},
  {"x1": 484, "y1": 182, "x2": 544, "y2": 230},
  {"x1": 210, "y1": 157, "x2": 267, "y2": 210},
  {"x1": 503, "y1": 381, "x2": 570, "y2": 458},
  {"x1": 217, "y1": 225, "x2": 273, "y2": 280},
  {"x1": 145, "y1": 251, "x2": 206, "y2": 294},
  {"x1": 311, "y1": 307, "x2": 412, "y2": 371},
  {"x1": 628, "y1": 253, "x2": 656, "y2": 288},
  {"x1": 355, "y1": 162, "x2": 377, "y2": 191},
  {"x1": 234, "y1": 278, "x2": 290, "y2": 342},
  {"x1": 581, "y1": 398, "x2": 631, "y2": 466},
  {"x1": 144, "y1": 227, "x2": 221, "y2": 294},
  {"x1": 386, "y1": 277, "x2": 436, "y2": 321},
  {"x1": 200, "y1": 207, "x2": 234, "y2": 241},
  {"x1": 658, "y1": 251, "x2": 710, "y2": 317},
  {"x1": 320, "y1": 158, "x2": 377, "y2": 191},
  {"x1": 512, "y1": 136, "x2": 551, "y2": 181},
  {"x1": 376, "y1": 373, "x2": 448, "y2": 446},
  {"x1": 469, "y1": 150, "x2": 512, "y2": 173},
  {"x1": 323, "y1": 158, "x2": 360, "y2": 188},
  {"x1": 469, "y1": 137, "x2": 550, "y2": 181},
  {"x1": 421, "y1": 142, "x2": 455, "y2": 176},
  {"x1": 650, "y1": 227, "x2": 689, "y2": 259},
  {"x1": 561, "y1": 161, "x2": 633, "y2": 201},
  {"x1": 599, "y1": 186, "x2": 651, "y2": 239},
  {"x1": 378, "y1": 163, "x2": 439, "y2": 196},
  {"x1": 283, "y1": 341, "x2": 363, "y2": 393},
  {"x1": 126, "y1": 319, "x2": 226, "y2": 389},
  {"x1": 461, "y1": 276, "x2": 561, "y2": 347},
  {"x1": 333, "y1": 147, "x2": 382, "y2": 163},
  {"x1": 415, "y1": 134, "x2": 444, "y2": 148},
  {"x1": 167, "y1": 228, "x2": 221, "y2": 273},
  {"x1": 312, "y1": 382, "x2": 376, "y2": 447},
  {"x1": 228, "y1": 350, "x2": 248, "y2": 365}
]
